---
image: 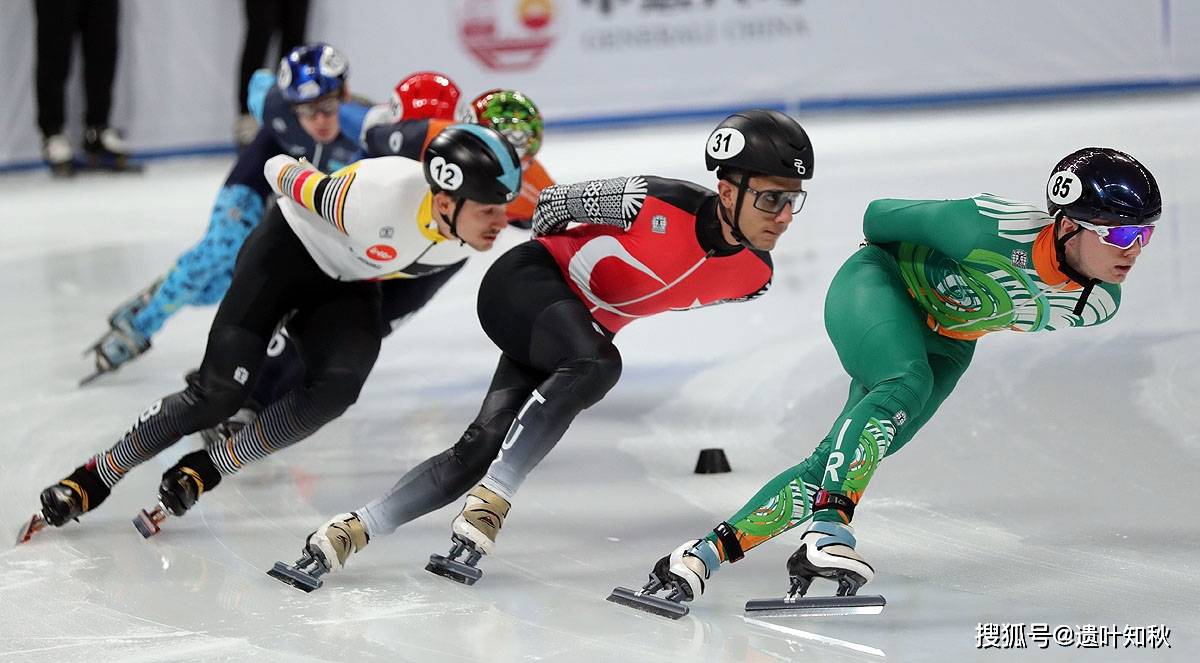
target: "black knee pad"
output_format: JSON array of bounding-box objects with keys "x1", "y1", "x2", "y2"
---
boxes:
[
  {"x1": 305, "y1": 367, "x2": 370, "y2": 420},
  {"x1": 180, "y1": 379, "x2": 251, "y2": 429},
  {"x1": 556, "y1": 344, "x2": 623, "y2": 410}
]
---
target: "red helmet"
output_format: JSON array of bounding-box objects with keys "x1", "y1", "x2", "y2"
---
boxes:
[{"x1": 390, "y1": 71, "x2": 461, "y2": 121}]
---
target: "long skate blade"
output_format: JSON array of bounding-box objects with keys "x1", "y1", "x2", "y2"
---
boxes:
[
  {"x1": 745, "y1": 594, "x2": 886, "y2": 617},
  {"x1": 425, "y1": 553, "x2": 482, "y2": 586},
  {"x1": 607, "y1": 586, "x2": 689, "y2": 620},
  {"x1": 267, "y1": 561, "x2": 323, "y2": 592},
  {"x1": 132, "y1": 508, "x2": 165, "y2": 539},
  {"x1": 15, "y1": 514, "x2": 46, "y2": 545},
  {"x1": 79, "y1": 368, "x2": 107, "y2": 387}
]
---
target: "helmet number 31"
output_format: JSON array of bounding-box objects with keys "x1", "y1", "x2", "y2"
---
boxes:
[{"x1": 707, "y1": 127, "x2": 745, "y2": 159}]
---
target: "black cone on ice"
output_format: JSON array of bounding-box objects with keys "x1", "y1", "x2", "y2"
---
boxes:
[{"x1": 694, "y1": 448, "x2": 731, "y2": 474}]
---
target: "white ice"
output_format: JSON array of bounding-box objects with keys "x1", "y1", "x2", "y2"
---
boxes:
[{"x1": 1, "y1": 94, "x2": 1198, "y2": 662}]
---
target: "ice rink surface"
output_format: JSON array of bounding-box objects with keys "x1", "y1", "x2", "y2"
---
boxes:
[{"x1": 2, "y1": 94, "x2": 1198, "y2": 662}]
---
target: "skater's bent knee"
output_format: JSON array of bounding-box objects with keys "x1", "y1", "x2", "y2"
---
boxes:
[
  {"x1": 561, "y1": 346, "x2": 622, "y2": 408},
  {"x1": 308, "y1": 368, "x2": 369, "y2": 416},
  {"x1": 873, "y1": 361, "x2": 934, "y2": 411},
  {"x1": 182, "y1": 382, "x2": 250, "y2": 428}
]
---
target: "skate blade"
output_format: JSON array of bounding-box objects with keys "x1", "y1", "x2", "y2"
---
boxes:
[
  {"x1": 14, "y1": 514, "x2": 46, "y2": 545},
  {"x1": 607, "y1": 586, "x2": 689, "y2": 619},
  {"x1": 425, "y1": 553, "x2": 482, "y2": 586},
  {"x1": 267, "y1": 561, "x2": 324, "y2": 592},
  {"x1": 744, "y1": 594, "x2": 886, "y2": 617},
  {"x1": 132, "y1": 507, "x2": 166, "y2": 539},
  {"x1": 78, "y1": 157, "x2": 144, "y2": 174},
  {"x1": 78, "y1": 367, "x2": 107, "y2": 387}
]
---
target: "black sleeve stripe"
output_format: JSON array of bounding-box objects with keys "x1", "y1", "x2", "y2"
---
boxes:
[{"x1": 643, "y1": 176, "x2": 715, "y2": 214}]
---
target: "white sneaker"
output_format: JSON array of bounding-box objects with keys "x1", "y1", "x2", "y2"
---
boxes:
[{"x1": 43, "y1": 133, "x2": 73, "y2": 165}]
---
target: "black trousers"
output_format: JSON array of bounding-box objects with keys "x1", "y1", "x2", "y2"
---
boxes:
[
  {"x1": 34, "y1": 0, "x2": 119, "y2": 136},
  {"x1": 250, "y1": 259, "x2": 467, "y2": 408},
  {"x1": 239, "y1": 0, "x2": 309, "y2": 113},
  {"x1": 91, "y1": 204, "x2": 383, "y2": 488}
]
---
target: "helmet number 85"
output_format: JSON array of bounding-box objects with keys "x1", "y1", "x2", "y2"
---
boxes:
[
  {"x1": 1047, "y1": 170, "x2": 1081, "y2": 205},
  {"x1": 1052, "y1": 175, "x2": 1071, "y2": 198}
]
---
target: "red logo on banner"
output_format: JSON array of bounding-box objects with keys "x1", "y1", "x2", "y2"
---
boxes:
[
  {"x1": 366, "y1": 244, "x2": 397, "y2": 261},
  {"x1": 458, "y1": 0, "x2": 557, "y2": 71}
]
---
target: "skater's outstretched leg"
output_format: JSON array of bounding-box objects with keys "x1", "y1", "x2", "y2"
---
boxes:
[
  {"x1": 178, "y1": 291, "x2": 381, "y2": 517},
  {"x1": 46, "y1": 324, "x2": 267, "y2": 527},
  {"x1": 131, "y1": 184, "x2": 265, "y2": 339},
  {"x1": 357, "y1": 355, "x2": 544, "y2": 539}
]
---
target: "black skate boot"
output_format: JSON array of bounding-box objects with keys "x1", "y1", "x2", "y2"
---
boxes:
[
  {"x1": 41, "y1": 464, "x2": 111, "y2": 526},
  {"x1": 83, "y1": 125, "x2": 141, "y2": 173},
  {"x1": 133, "y1": 450, "x2": 221, "y2": 538},
  {"x1": 19, "y1": 464, "x2": 111, "y2": 543}
]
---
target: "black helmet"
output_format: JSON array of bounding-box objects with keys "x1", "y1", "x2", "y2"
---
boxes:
[
  {"x1": 423, "y1": 124, "x2": 521, "y2": 205},
  {"x1": 1046, "y1": 147, "x2": 1160, "y2": 224},
  {"x1": 705, "y1": 109, "x2": 813, "y2": 180}
]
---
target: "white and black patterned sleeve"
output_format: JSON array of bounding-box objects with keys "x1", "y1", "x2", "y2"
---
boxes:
[{"x1": 532, "y1": 176, "x2": 648, "y2": 236}]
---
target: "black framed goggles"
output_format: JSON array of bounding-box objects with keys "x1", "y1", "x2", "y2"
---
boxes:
[
  {"x1": 745, "y1": 184, "x2": 806, "y2": 215},
  {"x1": 293, "y1": 96, "x2": 340, "y2": 119}
]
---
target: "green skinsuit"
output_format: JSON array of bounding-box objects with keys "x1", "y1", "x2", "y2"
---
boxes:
[{"x1": 708, "y1": 194, "x2": 1121, "y2": 561}]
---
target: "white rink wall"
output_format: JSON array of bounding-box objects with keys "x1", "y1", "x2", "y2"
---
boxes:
[{"x1": 3, "y1": 0, "x2": 1200, "y2": 167}]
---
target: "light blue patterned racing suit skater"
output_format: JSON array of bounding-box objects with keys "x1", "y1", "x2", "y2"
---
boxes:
[{"x1": 82, "y1": 42, "x2": 378, "y2": 385}]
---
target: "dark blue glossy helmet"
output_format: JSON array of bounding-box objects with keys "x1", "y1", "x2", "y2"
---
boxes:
[
  {"x1": 277, "y1": 43, "x2": 348, "y2": 103},
  {"x1": 423, "y1": 124, "x2": 521, "y2": 205},
  {"x1": 1046, "y1": 147, "x2": 1160, "y2": 224}
]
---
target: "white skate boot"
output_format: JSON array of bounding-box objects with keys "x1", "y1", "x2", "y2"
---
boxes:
[
  {"x1": 608, "y1": 538, "x2": 721, "y2": 619},
  {"x1": 268, "y1": 512, "x2": 369, "y2": 592},
  {"x1": 746, "y1": 520, "x2": 886, "y2": 616},
  {"x1": 426, "y1": 485, "x2": 510, "y2": 585}
]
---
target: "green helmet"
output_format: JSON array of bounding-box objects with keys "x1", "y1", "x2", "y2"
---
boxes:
[{"x1": 459, "y1": 89, "x2": 544, "y2": 161}]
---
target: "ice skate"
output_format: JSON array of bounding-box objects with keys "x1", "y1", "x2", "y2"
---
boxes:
[
  {"x1": 426, "y1": 484, "x2": 509, "y2": 585},
  {"x1": 268, "y1": 513, "x2": 369, "y2": 592},
  {"x1": 133, "y1": 450, "x2": 221, "y2": 538},
  {"x1": 83, "y1": 125, "x2": 142, "y2": 173},
  {"x1": 745, "y1": 521, "x2": 886, "y2": 617},
  {"x1": 42, "y1": 133, "x2": 74, "y2": 177},
  {"x1": 608, "y1": 539, "x2": 719, "y2": 620},
  {"x1": 19, "y1": 465, "x2": 111, "y2": 543},
  {"x1": 81, "y1": 281, "x2": 160, "y2": 385}
]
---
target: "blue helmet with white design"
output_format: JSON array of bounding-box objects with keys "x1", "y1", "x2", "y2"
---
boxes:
[
  {"x1": 423, "y1": 124, "x2": 521, "y2": 205},
  {"x1": 277, "y1": 43, "x2": 348, "y2": 103}
]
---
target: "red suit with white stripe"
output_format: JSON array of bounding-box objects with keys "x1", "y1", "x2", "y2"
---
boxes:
[{"x1": 534, "y1": 175, "x2": 773, "y2": 333}]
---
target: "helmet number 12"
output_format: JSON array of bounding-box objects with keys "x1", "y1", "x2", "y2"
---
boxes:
[{"x1": 429, "y1": 156, "x2": 462, "y2": 191}]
